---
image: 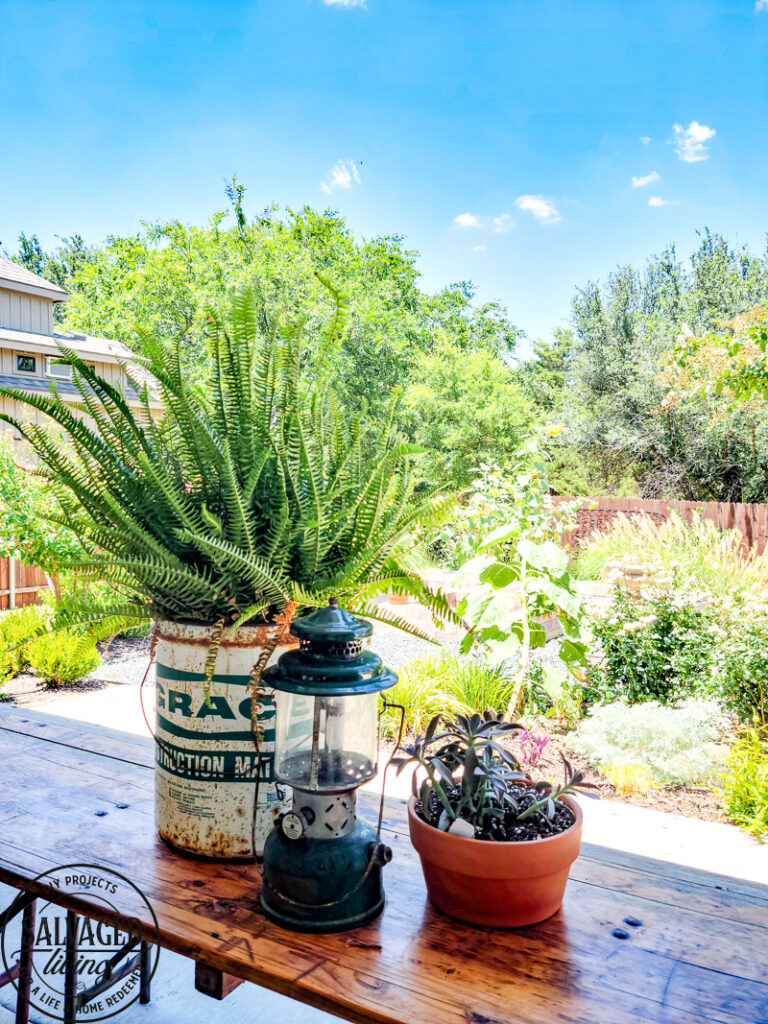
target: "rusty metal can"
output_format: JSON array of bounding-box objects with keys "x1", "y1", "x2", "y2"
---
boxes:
[{"x1": 153, "y1": 620, "x2": 296, "y2": 857}]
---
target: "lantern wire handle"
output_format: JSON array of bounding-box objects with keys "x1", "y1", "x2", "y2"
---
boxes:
[{"x1": 249, "y1": 694, "x2": 407, "y2": 912}]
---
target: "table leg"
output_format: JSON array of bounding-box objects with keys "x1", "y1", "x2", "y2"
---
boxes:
[
  {"x1": 14, "y1": 899, "x2": 35, "y2": 1024},
  {"x1": 139, "y1": 940, "x2": 151, "y2": 1004},
  {"x1": 194, "y1": 962, "x2": 244, "y2": 1000},
  {"x1": 64, "y1": 909, "x2": 77, "y2": 1024}
]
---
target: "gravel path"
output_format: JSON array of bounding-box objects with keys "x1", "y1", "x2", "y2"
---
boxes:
[{"x1": 2, "y1": 623, "x2": 562, "y2": 713}]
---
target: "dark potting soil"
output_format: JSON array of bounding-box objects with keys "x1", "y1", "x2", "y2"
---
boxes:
[{"x1": 418, "y1": 782, "x2": 576, "y2": 842}]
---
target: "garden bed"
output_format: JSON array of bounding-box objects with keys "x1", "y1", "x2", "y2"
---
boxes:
[{"x1": 531, "y1": 730, "x2": 727, "y2": 825}]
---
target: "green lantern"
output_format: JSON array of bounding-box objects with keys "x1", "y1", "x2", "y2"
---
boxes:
[{"x1": 260, "y1": 598, "x2": 396, "y2": 933}]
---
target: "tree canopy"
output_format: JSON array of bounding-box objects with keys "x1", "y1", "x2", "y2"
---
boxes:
[
  {"x1": 7, "y1": 195, "x2": 768, "y2": 503},
  {"x1": 8, "y1": 184, "x2": 526, "y2": 491},
  {"x1": 562, "y1": 231, "x2": 768, "y2": 501}
]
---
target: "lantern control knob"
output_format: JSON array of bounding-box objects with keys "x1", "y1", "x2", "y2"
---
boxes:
[{"x1": 281, "y1": 810, "x2": 308, "y2": 840}]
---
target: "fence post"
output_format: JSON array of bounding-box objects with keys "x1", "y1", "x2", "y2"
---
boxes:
[{"x1": 9, "y1": 555, "x2": 16, "y2": 610}]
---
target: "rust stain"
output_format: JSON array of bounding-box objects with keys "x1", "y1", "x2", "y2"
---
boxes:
[{"x1": 155, "y1": 620, "x2": 299, "y2": 650}]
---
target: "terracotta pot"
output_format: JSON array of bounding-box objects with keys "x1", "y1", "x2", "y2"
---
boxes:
[{"x1": 407, "y1": 794, "x2": 583, "y2": 927}]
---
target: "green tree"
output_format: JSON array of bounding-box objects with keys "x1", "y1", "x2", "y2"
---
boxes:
[
  {"x1": 0, "y1": 436, "x2": 82, "y2": 595},
  {"x1": 15, "y1": 186, "x2": 520, "y2": 423},
  {"x1": 519, "y1": 328, "x2": 574, "y2": 413},
  {"x1": 565, "y1": 231, "x2": 768, "y2": 500},
  {"x1": 400, "y1": 338, "x2": 536, "y2": 489}
]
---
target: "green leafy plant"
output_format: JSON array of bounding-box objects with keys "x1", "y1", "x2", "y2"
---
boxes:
[
  {"x1": 586, "y1": 584, "x2": 718, "y2": 705},
  {"x1": 720, "y1": 725, "x2": 768, "y2": 840},
  {"x1": 380, "y1": 654, "x2": 515, "y2": 738},
  {"x1": 0, "y1": 606, "x2": 48, "y2": 674},
  {"x1": 0, "y1": 280, "x2": 457, "y2": 666},
  {"x1": 453, "y1": 441, "x2": 588, "y2": 717},
  {"x1": 570, "y1": 699, "x2": 731, "y2": 788},
  {"x1": 0, "y1": 436, "x2": 82, "y2": 600},
  {"x1": 394, "y1": 711, "x2": 596, "y2": 841},
  {"x1": 434, "y1": 441, "x2": 581, "y2": 569},
  {"x1": 717, "y1": 619, "x2": 768, "y2": 724},
  {"x1": 26, "y1": 631, "x2": 100, "y2": 686},
  {"x1": 519, "y1": 660, "x2": 584, "y2": 727}
]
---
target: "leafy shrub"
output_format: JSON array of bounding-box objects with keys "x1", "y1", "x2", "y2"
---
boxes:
[
  {"x1": 27, "y1": 631, "x2": 100, "y2": 686},
  {"x1": 720, "y1": 727, "x2": 768, "y2": 839},
  {"x1": 0, "y1": 605, "x2": 47, "y2": 673},
  {"x1": 0, "y1": 649, "x2": 14, "y2": 693},
  {"x1": 521, "y1": 660, "x2": 584, "y2": 728},
  {"x1": 452, "y1": 441, "x2": 589, "y2": 719},
  {"x1": 575, "y1": 511, "x2": 768, "y2": 598},
  {"x1": 433, "y1": 443, "x2": 581, "y2": 570},
  {"x1": 570, "y1": 699, "x2": 731, "y2": 787},
  {"x1": 381, "y1": 655, "x2": 514, "y2": 737},
  {"x1": 717, "y1": 619, "x2": 768, "y2": 724},
  {"x1": 586, "y1": 585, "x2": 718, "y2": 704}
]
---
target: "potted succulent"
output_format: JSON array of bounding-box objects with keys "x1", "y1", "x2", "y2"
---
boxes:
[
  {"x1": 395, "y1": 712, "x2": 596, "y2": 927},
  {"x1": 0, "y1": 279, "x2": 456, "y2": 858}
]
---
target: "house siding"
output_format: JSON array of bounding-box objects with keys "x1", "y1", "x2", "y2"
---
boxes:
[{"x1": 0, "y1": 287, "x2": 52, "y2": 335}]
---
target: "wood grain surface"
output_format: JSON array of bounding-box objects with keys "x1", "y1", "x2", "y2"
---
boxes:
[{"x1": 0, "y1": 705, "x2": 766, "y2": 1024}]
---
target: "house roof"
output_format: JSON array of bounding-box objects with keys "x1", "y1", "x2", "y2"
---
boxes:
[
  {"x1": 0, "y1": 327, "x2": 159, "y2": 407},
  {"x1": 0, "y1": 372, "x2": 143, "y2": 405},
  {"x1": 0, "y1": 325, "x2": 144, "y2": 370},
  {"x1": 0, "y1": 257, "x2": 68, "y2": 302}
]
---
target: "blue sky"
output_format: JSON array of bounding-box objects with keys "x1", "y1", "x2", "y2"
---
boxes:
[{"x1": 1, "y1": 0, "x2": 767, "y2": 354}]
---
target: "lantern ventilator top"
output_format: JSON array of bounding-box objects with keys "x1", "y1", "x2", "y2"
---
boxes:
[
  {"x1": 263, "y1": 596, "x2": 397, "y2": 697},
  {"x1": 262, "y1": 598, "x2": 397, "y2": 796}
]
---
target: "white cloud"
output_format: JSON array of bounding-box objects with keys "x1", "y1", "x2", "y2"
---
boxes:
[
  {"x1": 640, "y1": 136, "x2": 652, "y2": 145},
  {"x1": 514, "y1": 194, "x2": 561, "y2": 224},
  {"x1": 492, "y1": 213, "x2": 514, "y2": 233},
  {"x1": 320, "y1": 160, "x2": 362, "y2": 194},
  {"x1": 472, "y1": 245, "x2": 486, "y2": 252},
  {"x1": 454, "y1": 212, "x2": 483, "y2": 228},
  {"x1": 756, "y1": 0, "x2": 768, "y2": 11},
  {"x1": 648, "y1": 196, "x2": 680, "y2": 207},
  {"x1": 323, "y1": 0, "x2": 366, "y2": 6},
  {"x1": 631, "y1": 170, "x2": 660, "y2": 188},
  {"x1": 673, "y1": 121, "x2": 716, "y2": 162}
]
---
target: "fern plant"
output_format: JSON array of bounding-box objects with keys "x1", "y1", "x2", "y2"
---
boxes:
[{"x1": 0, "y1": 278, "x2": 457, "y2": 663}]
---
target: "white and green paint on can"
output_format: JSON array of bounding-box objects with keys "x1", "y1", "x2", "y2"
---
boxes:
[{"x1": 154, "y1": 620, "x2": 295, "y2": 857}]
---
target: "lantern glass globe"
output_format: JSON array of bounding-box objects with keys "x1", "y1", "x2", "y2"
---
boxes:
[{"x1": 274, "y1": 691, "x2": 379, "y2": 792}]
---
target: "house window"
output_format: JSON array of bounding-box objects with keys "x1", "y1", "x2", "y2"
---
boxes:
[
  {"x1": 16, "y1": 355, "x2": 36, "y2": 373},
  {"x1": 46, "y1": 357, "x2": 72, "y2": 381}
]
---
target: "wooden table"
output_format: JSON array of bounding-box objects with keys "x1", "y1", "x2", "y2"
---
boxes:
[{"x1": 0, "y1": 705, "x2": 767, "y2": 1024}]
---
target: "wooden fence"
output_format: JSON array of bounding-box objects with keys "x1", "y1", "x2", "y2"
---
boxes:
[
  {"x1": 553, "y1": 496, "x2": 768, "y2": 554},
  {"x1": 0, "y1": 557, "x2": 49, "y2": 610}
]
